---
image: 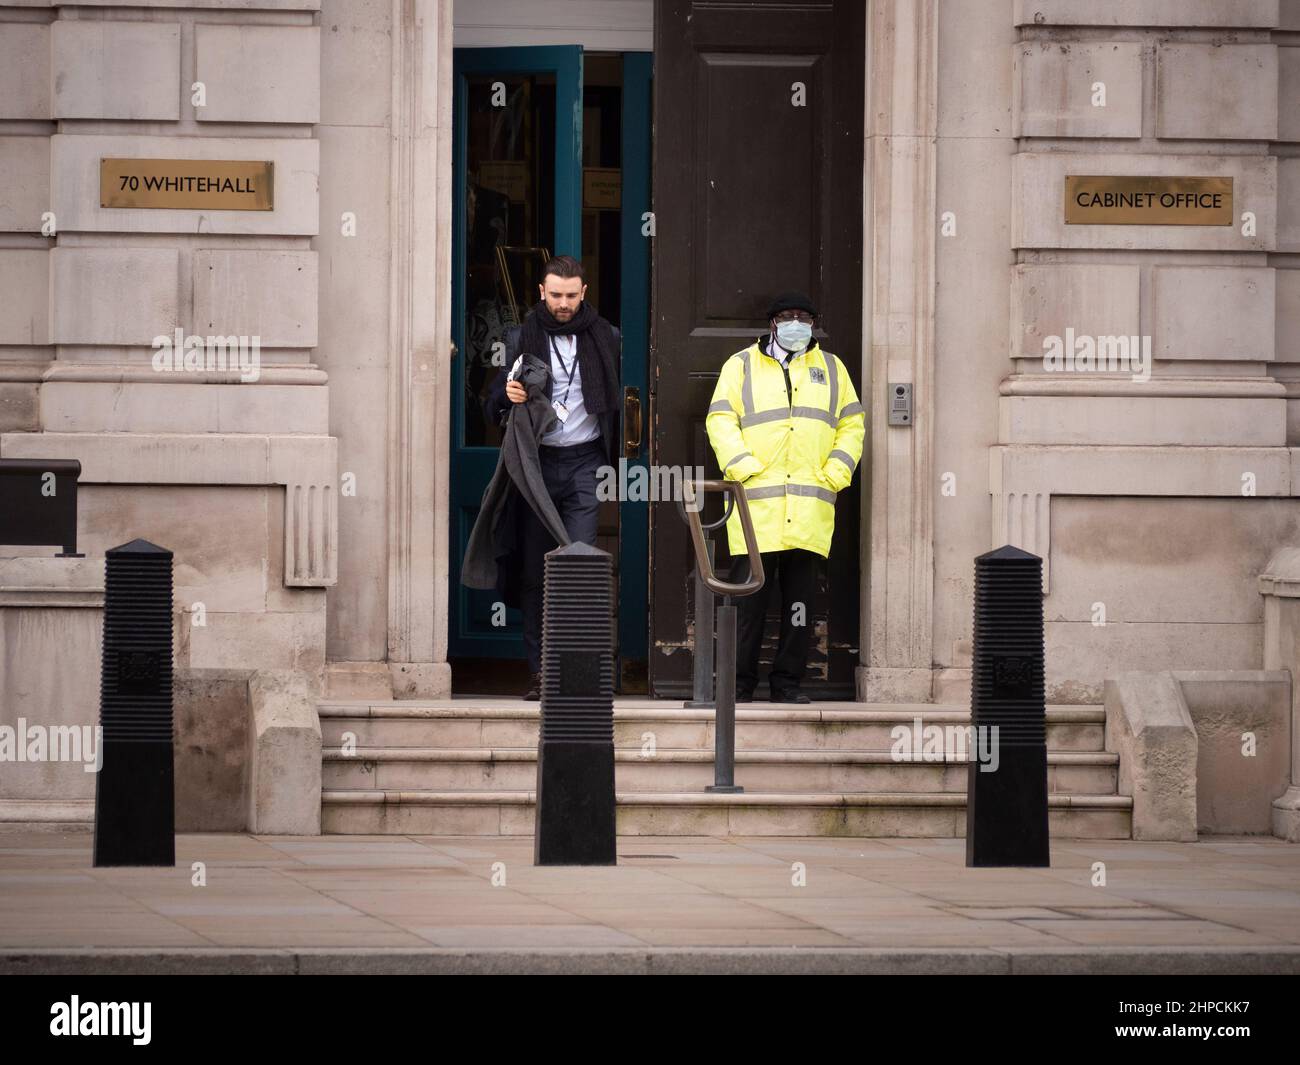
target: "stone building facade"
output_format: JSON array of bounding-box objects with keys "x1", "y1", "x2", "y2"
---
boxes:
[{"x1": 1, "y1": 0, "x2": 1297, "y2": 838}]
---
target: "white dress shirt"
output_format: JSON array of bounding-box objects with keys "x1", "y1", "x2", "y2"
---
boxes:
[
  {"x1": 541, "y1": 333, "x2": 601, "y2": 446},
  {"x1": 766, "y1": 334, "x2": 798, "y2": 366}
]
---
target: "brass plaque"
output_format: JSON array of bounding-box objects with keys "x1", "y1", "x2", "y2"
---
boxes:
[
  {"x1": 100, "y1": 158, "x2": 274, "y2": 211},
  {"x1": 1064, "y1": 175, "x2": 1232, "y2": 225}
]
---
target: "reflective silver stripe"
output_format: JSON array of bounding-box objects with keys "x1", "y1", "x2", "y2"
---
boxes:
[
  {"x1": 840, "y1": 401, "x2": 864, "y2": 418},
  {"x1": 825, "y1": 354, "x2": 840, "y2": 418},
  {"x1": 708, "y1": 399, "x2": 733, "y2": 414},
  {"x1": 724, "y1": 451, "x2": 752, "y2": 471},
  {"x1": 828, "y1": 449, "x2": 857, "y2": 472},
  {"x1": 736, "y1": 483, "x2": 836, "y2": 504},
  {"x1": 740, "y1": 350, "x2": 755, "y2": 415},
  {"x1": 787, "y1": 482, "x2": 837, "y2": 504},
  {"x1": 740, "y1": 406, "x2": 837, "y2": 428},
  {"x1": 790, "y1": 406, "x2": 837, "y2": 427},
  {"x1": 740, "y1": 408, "x2": 789, "y2": 428}
]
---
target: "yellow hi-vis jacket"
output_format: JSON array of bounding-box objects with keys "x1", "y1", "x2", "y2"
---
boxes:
[{"x1": 705, "y1": 337, "x2": 866, "y2": 558}]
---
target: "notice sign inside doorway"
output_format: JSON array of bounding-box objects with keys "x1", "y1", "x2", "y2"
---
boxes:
[
  {"x1": 100, "y1": 158, "x2": 274, "y2": 211},
  {"x1": 1064, "y1": 175, "x2": 1232, "y2": 225}
]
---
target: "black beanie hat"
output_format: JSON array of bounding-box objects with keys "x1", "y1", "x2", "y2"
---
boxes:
[{"x1": 765, "y1": 291, "x2": 818, "y2": 320}]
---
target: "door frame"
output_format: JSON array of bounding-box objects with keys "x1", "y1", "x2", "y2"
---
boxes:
[
  {"x1": 860, "y1": 0, "x2": 939, "y2": 700},
  {"x1": 383, "y1": 0, "x2": 940, "y2": 700},
  {"x1": 646, "y1": 0, "x2": 866, "y2": 699},
  {"x1": 617, "y1": 51, "x2": 653, "y2": 666},
  {"x1": 448, "y1": 44, "x2": 584, "y2": 660}
]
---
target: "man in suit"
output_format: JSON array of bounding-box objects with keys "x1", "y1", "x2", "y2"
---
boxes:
[{"x1": 483, "y1": 255, "x2": 621, "y2": 699}]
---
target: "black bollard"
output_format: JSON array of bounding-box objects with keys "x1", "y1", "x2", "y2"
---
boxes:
[
  {"x1": 93, "y1": 539, "x2": 175, "y2": 867},
  {"x1": 966, "y1": 544, "x2": 1050, "y2": 867},
  {"x1": 534, "y1": 541, "x2": 616, "y2": 865}
]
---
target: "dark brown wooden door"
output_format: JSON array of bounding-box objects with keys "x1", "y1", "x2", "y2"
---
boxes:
[{"x1": 649, "y1": 0, "x2": 865, "y2": 698}]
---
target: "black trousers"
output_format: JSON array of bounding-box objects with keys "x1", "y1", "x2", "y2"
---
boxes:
[
  {"x1": 520, "y1": 438, "x2": 604, "y2": 673},
  {"x1": 729, "y1": 548, "x2": 820, "y2": 695}
]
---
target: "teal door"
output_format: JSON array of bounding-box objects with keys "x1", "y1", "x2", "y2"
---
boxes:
[
  {"x1": 450, "y1": 46, "x2": 652, "y2": 683},
  {"x1": 450, "y1": 45, "x2": 584, "y2": 661}
]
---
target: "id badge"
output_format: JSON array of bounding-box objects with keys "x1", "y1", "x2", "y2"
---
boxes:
[{"x1": 552, "y1": 399, "x2": 569, "y2": 423}]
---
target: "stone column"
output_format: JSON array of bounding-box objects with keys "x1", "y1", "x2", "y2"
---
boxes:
[
  {"x1": 386, "y1": 0, "x2": 454, "y2": 698},
  {"x1": 860, "y1": 0, "x2": 940, "y2": 702},
  {"x1": 1259, "y1": 546, "x2": 1300, "y2": 841}
]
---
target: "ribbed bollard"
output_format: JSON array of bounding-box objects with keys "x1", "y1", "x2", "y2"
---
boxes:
[
  {"x1": 966, "y1": 544, "x2": 1050, "y2": 867},
  {"x1": 93, "y1": 539, "x2": 175, "y2": 867},
  {"x1": 534, "y1": 541, "x2": 616, "y2": 865}
]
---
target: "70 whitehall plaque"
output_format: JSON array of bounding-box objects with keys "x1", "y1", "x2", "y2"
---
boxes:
[
  {"x1": 100, "y1": 159, "x2": 274, "y2": 211},
  {"x1": 1064, "y1": 175, "x2": 1232, "y2": 225}
]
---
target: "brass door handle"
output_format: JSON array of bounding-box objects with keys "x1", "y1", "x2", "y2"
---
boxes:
[{"x1": 624, "y1": 386, "x2": 642, "y2": 458}]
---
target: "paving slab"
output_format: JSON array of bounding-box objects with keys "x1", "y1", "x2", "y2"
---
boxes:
[{"x1": 0, "y1": 827, "x2": 1297, "y2": 974}]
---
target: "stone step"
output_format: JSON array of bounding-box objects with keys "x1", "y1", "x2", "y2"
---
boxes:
[
  {"x1": 321, "y1": 746, "x2": 1119, "y2": 795},
  {"x1": 319, "y1": 788, "x2": 1132, "y2": 839},
  {"x1": 316, "y1": 701, "x2": 1107, "y2": 753}
]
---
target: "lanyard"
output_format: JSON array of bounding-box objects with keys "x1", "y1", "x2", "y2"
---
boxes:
[{"x1": 550, "y1": 334, "x2": 577, "y2": 408}]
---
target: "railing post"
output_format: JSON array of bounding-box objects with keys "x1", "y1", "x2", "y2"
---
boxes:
[
  {"x1": 684, "y1": 538, "x2": 716, "y2": 709},
  {"x1": 710, "y1": 596, "x2": 741, "y2": 793},
  {"x1": 676, "y1": 480, "x2": 765, "y2": 795}
]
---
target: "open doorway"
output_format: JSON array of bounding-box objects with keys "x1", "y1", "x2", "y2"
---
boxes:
[
  {"x1": 646, "y1": 0, "x2": 864, "y2": 699},
  {"x1": 448, "y1": 47, "x2": 652, "y2": 695}
]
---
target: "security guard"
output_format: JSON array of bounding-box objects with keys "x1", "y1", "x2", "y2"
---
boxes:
[{"x1": 705, "y1": 292, "x2": 866, "y2": 703}]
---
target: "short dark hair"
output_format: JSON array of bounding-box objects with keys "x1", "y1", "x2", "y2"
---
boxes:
[{"x1": 541, "y1": 254, "x2": 586, "y2": 286}]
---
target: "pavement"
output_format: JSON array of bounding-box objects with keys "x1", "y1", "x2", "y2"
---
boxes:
[{"x1": 1, "y1": 826, "x2": 1299, "y2": 974}]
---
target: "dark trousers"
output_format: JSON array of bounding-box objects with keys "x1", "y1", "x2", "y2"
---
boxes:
[
  {"x1": 729, "y1": 548, "x2": 819, "y2": 695},
  {"x1": 520, "y1": 438, "x2": 604, "y2": 673}
]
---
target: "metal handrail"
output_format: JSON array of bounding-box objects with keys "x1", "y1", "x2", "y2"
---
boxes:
[
  {"x1": 674, "y1": 489, "x2": 733, "y2": 709},
  {"x1": 679, "y1": 479, "x2": 764, "y2": 598},
  {"x1": 674, "y1": 480, "x2": 734, "y2": 531},
  {"x1": 673, "y1": 478, "x2": 766, "y2": 793}
]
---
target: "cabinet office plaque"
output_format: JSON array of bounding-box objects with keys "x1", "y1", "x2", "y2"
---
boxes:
[{"x1": 1064, "y1": 175, "x2": 1232, "y2": 225}]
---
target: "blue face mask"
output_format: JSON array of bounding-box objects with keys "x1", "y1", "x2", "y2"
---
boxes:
[{"x1": 775, "y1": 319, "x2": 812, "y2": 354}]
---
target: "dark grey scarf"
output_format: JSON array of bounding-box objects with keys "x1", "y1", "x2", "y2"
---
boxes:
[{"x1": 517, "y1": 299, "x2": 619, "y2": 416}]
